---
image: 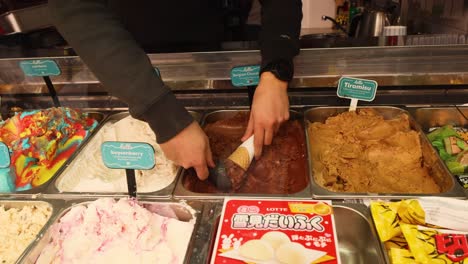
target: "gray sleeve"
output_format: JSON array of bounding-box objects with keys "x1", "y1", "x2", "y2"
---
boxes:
[
  {"x1": 49, "y1": 0, "x2": 193, "y2": 143},
  {"x1": 259, "y1": 0, "x2": 302, "y2": 66}
]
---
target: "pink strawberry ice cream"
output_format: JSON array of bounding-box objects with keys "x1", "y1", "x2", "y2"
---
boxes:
[{"x1": 35, "y1": 198, "x2": 195, "y2": 264}]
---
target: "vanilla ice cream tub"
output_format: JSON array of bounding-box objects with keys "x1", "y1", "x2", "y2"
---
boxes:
[{"x1": 210, "y1": 198, "x2": 341, "y2": 264}]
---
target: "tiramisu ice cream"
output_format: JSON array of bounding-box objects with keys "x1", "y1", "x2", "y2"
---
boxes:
[{"x1": 308, "y1": 109, "x2": 441, "y2": 193}]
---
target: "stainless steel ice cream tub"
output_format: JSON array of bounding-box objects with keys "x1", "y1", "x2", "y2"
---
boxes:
[
  {"x1": 19, "y1": 198, "x2": 210, "y2": 264},
  {"x1": 0, "y1": 111, "x2": 106, "y2": 197},
  {"x1": 412, "y1": 106, "x2": 468, "y2": 197},
  {"x1": 46, "y1": 111, "x2": 202, "y2": 199},
  {"x1": 412, "y1": 106, "x2": 467, "y2": 131},
  {"x1": 331, "y1": 202, "x2": 387, "y2": 264},
  {"x1": 173, "y1": 109, "x2": 312, "y2": 199},
  {"x1": 188, "y1": 201, "x2": 386, "y2": 264},
  {"x1": 305, "y1": 106, "x2": 466, "y2": 199},
  {"x1": 0, "y1": 199, "x2": 57, "y2": 264}
]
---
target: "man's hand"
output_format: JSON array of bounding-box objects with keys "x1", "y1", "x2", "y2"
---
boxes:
[
  {"x1": 241, "y1": 72, "x2": 289, "y2": 159},
  {"x1": 160, "y1": 121, "x2": 215, "y2": 180}
]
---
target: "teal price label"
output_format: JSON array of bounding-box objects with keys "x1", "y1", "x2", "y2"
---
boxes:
[
  {"x1": 337, "y1": 77, "x2": 378, "y2": 102},
  {"x1": 0, "y1": 142, "x2": 10, "y2": 168},
  {"x1": 101, "y1": 142, "x2": 155, "y2": 170},
  {"x1": 230, "y1": 65, "x2": 260, "y2": 87},
  {"x1": 19, "y1": 60, "x2": 61, "y2": 77}
]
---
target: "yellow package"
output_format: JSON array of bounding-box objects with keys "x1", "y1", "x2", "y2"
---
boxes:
[
  {"x1": 371, "y1": 201, "x2": 402, "y2": 242},
  {"x1": 385, "y1": 234, "x2": 409, "y2": 251},
  {"x1": 371, "y1": 199, "x2": 430, "y2": 242},
  {"x1": 389, "y1": 248, "x2": 418, "y2": 264},
  {"x1": 397, "y1": 200, "x2": 426, "y2": 226},
  {"x1": 401, "y1": 224, "x2": 468, "y2": 263}
]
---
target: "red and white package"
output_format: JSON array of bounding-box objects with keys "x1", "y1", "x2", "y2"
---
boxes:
[{"x1": 210, "y1": 198, "x2": 341, "y2": 264}]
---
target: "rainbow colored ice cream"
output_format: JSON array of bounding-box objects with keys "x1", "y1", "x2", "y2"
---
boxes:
[{"x1": 0, "y1": 107, "x2": 98, "y2": 192}]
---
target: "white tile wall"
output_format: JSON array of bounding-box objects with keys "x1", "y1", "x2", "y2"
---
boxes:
[{"x1": 301, "y1": 0, "x2": 336, "y2": 29}]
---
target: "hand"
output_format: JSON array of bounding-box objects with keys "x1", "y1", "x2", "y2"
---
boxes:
[
  {"x1": 160, "y1": 121, "x2": 215, "y2": 180},
  {"x1": 241, "y1": 72, "x2": 289, "y2": 159}
]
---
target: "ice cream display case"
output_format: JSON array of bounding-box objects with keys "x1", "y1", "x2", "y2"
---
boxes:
[
  {"x1": 7, "y1": 198, "x2": 388, "y2": 264},
  {"x1": 45, "y1": 111, "x2": 202, "y2": 199},
  {"x1": 19, "y1": 198, "x2": 205, "y2": 263},
  {"x1": 174, "y1": 109, "x2": 312, "y2": 199},
  {"x1": 0, "y1": 45, "x2": 467, "y2": 263}
]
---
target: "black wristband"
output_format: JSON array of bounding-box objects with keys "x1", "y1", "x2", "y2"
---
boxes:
[{"x1": 260, "y1": 59, "x2": 294, "y2": 82}]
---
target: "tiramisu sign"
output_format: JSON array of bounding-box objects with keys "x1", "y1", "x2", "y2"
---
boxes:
[
  {"x1": 337, "y1": 76, "x2": 378, "y2": 111},
  {"x1": 337, "y1": 76, "x2": 378, "y2": 102}
]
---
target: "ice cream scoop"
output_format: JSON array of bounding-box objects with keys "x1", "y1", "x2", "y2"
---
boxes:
[
  {"x1": 208, "y1": 135, "x2": 254, "y2": 191},
  {"x1": 208, "y1": 161, "x2": 231, "y2": 191}
]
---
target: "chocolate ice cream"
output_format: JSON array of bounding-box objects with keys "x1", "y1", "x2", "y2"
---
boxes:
[
  {"x1": 183, "y1": 112, "x2": 308, "y2": 194},
  {"x1": 308, "y1": 109, "x2": 441, "y2": 193}
]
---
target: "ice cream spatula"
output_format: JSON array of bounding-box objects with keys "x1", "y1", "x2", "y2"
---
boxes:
[{"x1": 208, "y1": 135, "x2": 254, "y2": 191}]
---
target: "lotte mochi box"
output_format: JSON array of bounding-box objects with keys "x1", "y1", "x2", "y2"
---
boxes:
[{"x1": 210, "y1": 198, "x2": 341, "y2": 264}]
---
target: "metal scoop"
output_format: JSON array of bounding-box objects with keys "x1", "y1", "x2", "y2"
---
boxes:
[{"x1": 208, "y1": 160, "x2": 232, "y2": 191}]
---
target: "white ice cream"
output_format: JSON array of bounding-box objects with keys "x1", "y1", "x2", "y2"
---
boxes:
[
  {"x1": 0, "y1": 204, "x2": 52, "y2": 264},
  {"x1": 57, "y1": 116, "x2": 178, "y2": 193},
  {"x1": 35, "y1": 198, "x2": 195, "y2": 264}
]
